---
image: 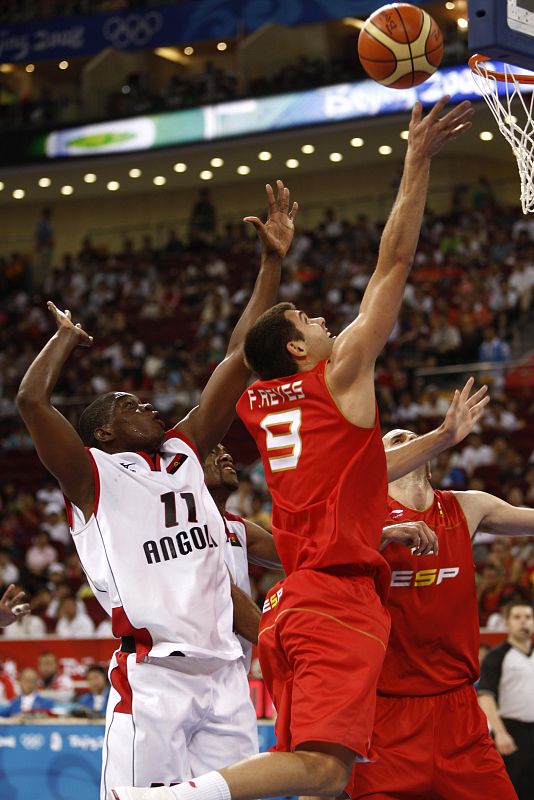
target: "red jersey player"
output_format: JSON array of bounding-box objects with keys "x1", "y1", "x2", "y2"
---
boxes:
[
  {"x1": 111, "y1": 98, "x2": 474, "y2": 800},
  {"x1": 347, "y1": 426, "x2": 532, "y2": 800}
]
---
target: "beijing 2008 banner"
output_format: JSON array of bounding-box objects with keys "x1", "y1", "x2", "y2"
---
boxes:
[
  {"x1": 30, "y1": 64, "x2": 532, "y2": 160},
  {"x1": 0, "y1": 1, "x2": 420, "y2": 64}
]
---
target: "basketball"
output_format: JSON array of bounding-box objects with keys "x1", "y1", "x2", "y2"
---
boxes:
[{"x1": 358, "y1": 3, "x2": 443, "y2": 89}]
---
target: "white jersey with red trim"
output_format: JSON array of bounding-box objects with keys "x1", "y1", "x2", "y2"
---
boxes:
[
  {"x1": 65, "y1": 430, "x2": 241, "y2": 662},
  {"x1": 224, "y1": 512, "x2": 253, "y2": 672}
]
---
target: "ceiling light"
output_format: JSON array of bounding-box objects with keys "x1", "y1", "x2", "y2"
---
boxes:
[
  {"x1": 479, "y1": 131, "x2": 494, "y2": 141},
  {"x1": 154, "y1": 47, "x2": 183, "y2": 64},
  {"x1": 61, "y1": 185, "x2": 73, "y2": 195},
  {"x1": 107, "y1": 181, "x2": 120, "y2": 191},
  {"x1": 329, "y1": 152, "x2": 343, "y2": 162},
  {"x1": 200, "y1": 170, "x2": 213, "y2": 180},
  {"x1": 217, "y1": 42, "x2": 227, "y2": 51},
  {"x1": 342, "y1": 17, "x2": 365, "y2": 30},
  {"x1": 12, "y1": 189, "x2": 24, "y2": 199},
  {"x1": 285, "y1": 159, "x2": 299, "y2": 169},
  {"x1": 25, "y1": 63, "x2": 34, "y2": 73},
  {"x1": 457, "y1": 17, "x2": 468, "y2": 30},
  {"x1": 301, "y1": 144, "x2": 315, "y2": 154},
  {"x1": 0, "y1": 64, "x2": 14, "y2": 73},
  {"x1": 184, "y1": 46, "x2": 194, "y2": 56},
  {"x1": 153, "y1": 175, "x2": 166, "y2": 186},
  {"x1": 0, "y1": 181, "x2": 4, "y2": 191},
  {"x1": 237, "y1": 165, "x2": 251, "y2": 175},
  {"x1": 350, "y1": 137, "x2": 364, "y2": 148},
  {"x1": 445, "y1": 1, "x2": 455, "y2": 9},
  {"x1": 173, "y1": 162, "x2": 187, "y2": 173},
  {"x1": 400, "y1": 130, "x2": 409, "y2": 140},
  {"x1": 84, "y1": 173, "x2": 97, "y2": 183},
  {"x1": 378, "y1": 145, "x2": 393, "y2": 155},
  {"x1": 38, "y1": 177, "x2": 51, "y2": 188},
  {"x1": 258, "y1": 151, "x2": 272, "y2": 161},
  {"x1": 129, "y1": 168, "x2": 142, "y2": 178},
  {"x1": 210, "y1": 157, "x2": 224, "y2": 168},
  {"x1": 59, "y1": 60, "x2": 69, "y2": 70}
]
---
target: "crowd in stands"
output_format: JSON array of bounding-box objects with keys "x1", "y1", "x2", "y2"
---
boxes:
[
  {"x1": 0, "y1": 25, "x2": 468, "y2": 131},
  {"x1": 0, "y1": 187, "x2": 533, "y2": 668},
  {"x1": 0, "y1": 0, "x2": 168, "y2": 21}
]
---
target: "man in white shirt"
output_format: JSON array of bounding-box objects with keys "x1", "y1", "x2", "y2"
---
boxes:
[{"x1": 55, "y1": 596, "x2": 95, "y2": 638}]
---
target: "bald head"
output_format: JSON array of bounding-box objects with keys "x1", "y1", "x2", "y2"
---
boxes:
[{"x1": 382, "y1": 428, "x2": 418, "y2": 451}]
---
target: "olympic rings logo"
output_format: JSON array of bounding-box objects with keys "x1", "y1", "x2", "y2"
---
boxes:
[{"x1": 102, "y1": 12, "x2": 162, "y2": 49}]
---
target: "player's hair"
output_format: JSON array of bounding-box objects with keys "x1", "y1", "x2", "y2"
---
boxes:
[
  {"x1": 244, "y1": 302, "x2": 304, "y2": 380},
  {"x1": 78, "y1": 392, "x2": 117, "y2": 447},
  {"x1": 504, "y1": 601, "x2": 534, "y2": 619}
]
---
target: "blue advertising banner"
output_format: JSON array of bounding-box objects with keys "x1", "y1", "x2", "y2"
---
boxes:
[
  {"x1": 32, "y1": 63, "x2": 531, "y2": 160},
  {"x1": 0, "y1": 722, "x2": 281, "y2": 800},
  {"x1": 0, "y1": 1, "x2": 423, "y2": 64}
]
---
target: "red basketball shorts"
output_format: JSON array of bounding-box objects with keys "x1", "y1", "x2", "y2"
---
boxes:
[
  {"x1": 348, "y1": 683, "x2": 518, "y2": 799},
  {"x1": 258, "y1": 569, "x2": 390, "y2": 759}
]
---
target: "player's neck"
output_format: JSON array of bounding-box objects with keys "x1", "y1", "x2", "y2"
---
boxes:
[
  {"x1": 388, "y1": 474, "x2": 434, "y2": 512},
  {"x1": 209, "y1": 485, "x2": 233, "y2": 516}
]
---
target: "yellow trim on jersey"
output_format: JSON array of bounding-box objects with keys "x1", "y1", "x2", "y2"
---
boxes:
[{"x1": 258, "y1": 606, "x2": 387, "y2": 650}]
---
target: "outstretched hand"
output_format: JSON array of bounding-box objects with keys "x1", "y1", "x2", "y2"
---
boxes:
[
  {"x1": 408, "y1": 96, "x2": 474, "y2": 160},
  {"x1": 380, "y1": 522, "x2": 438, "y2": 556},
  {"x1": 442, "y1": 376, "x2": 489, "y2": 446},
  {"x1": 47, "y1": 301, "x2": 93, "y2": 347},
  {"x1": 0, "y1": 584, "x2": 30, "y2": 627},
  {"x1": 244, "y1": 179, "x2": 298, "y2": 258}
]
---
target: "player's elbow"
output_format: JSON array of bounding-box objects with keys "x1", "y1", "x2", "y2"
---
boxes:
[
  {"x1": 16, "y1": 386, "x2": 39, "y2": 412},
  {"x1": 296, "y1": 751, "x2": 352, "y2": 796}
]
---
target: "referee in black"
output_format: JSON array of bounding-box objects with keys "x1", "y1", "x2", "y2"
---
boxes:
[{"x1": 478, "y1": 601, "x2": 534, "y2": 800}]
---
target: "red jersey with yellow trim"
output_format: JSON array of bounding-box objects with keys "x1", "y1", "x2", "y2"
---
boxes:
[
  {"x1": 236, "y1": 359, "x2": 389, "y2": 596},
  {"x1": 378, "y1": 490, "x2": 479, "y2": 697}
]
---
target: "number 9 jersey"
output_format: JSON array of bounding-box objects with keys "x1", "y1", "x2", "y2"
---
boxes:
[{"x1": 237, "y1": 359, "x2": 390, "y2": 597}]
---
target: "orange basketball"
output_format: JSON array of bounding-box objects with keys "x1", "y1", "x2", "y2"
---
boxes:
[{"x1": 358, "y1": 3, "x2": 443, "y2": 89}]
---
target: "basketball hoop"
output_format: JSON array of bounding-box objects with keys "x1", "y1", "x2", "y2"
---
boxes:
[{"x1": 469, "y1": 54, "x2": 534, "y2": 215}]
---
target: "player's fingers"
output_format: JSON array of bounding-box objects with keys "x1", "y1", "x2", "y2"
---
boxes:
[
  {"x1": 418, "y1": 522, "x2": 438, "y2": 555},
  {"x1": 427, "y1": 95, "x2": 450, "y2": 121},
  {"x1": 243, "y1": 216, "x2": 263, "y2": 230},
  {"x1": 410, "y1": 101, "x2": 423, "y2": 123},
  {"x1": 265, "y1": 184, "x2": 276, "y2": 215},
  {"x1": 13, "y1": 603, "x2": 30, "y2": 616},
  {"x1": 280, "y1": 185, "x2": 289, "y2": 214},
  {"x1": 1, "y1": 584, "x2": 16, "y2": 604},
  {"x1": 289, "y1": 201, "x2": 299, "y2": 221},
  {"x1": 440, "y1": 99, "x2": 472, "y2": 126},
  {"x1": 459, "y1": 376, "x2": 475, "y2": 402},
  {"x1": 465, "y1": 384, "x2": 488, "y2": 407},
  {"x1": 276, "y1": 179, "x2": 285, "y2": 210},
  {"x1": 447, "y1": 121, "x2": 473, "y2": 140},
  {"x1": 46, "y1": 300, "x2": 58, "y2": 315}
]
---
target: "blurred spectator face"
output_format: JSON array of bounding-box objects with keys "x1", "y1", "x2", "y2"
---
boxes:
[
  {"x1": 481, "y1": 564, "x2": 501, "y2": 590},
  {"x1": 87, "y1": 668, "x2": 108, "y2": 695},
  {"x1": 37, "y1": 652, "x2": 58, "y2": 680},
  {"x1": 19, "y1": 668, "x2": 39, "y2": 696},
  {"x1": 506, "y1": 604, "x2": 534, "y2": 640},
  {"x1": 59, "y1": 597, "x2": 77, "y2": 621}
]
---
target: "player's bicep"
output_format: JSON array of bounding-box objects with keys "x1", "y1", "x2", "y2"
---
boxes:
[{"x1": 17, "y1": 400, "x2": 94, "y2": 511}]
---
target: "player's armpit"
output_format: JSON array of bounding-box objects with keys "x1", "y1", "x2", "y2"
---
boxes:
[{"x1": 231, "y1": 584, "x2": 261, "y2": 645}]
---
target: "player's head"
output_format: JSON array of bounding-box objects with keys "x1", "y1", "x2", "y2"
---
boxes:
[
  {"x1": 244, "y1": 302, "x2": 333, "y2": 380},
  {"x1": 382, "y1": 428, "x2": 431, "y2": 483},
  {"x1": 203, "y1": 444, "x2": 239, "y2": 494},
  {"x1": 505, "y1": 601, "x2": 534, "y2": 641},
  {"x1": 78, "y1": 392, "x2": 165, "y2": 454}
]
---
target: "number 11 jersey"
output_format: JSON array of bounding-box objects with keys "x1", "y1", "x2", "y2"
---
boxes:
[{"x1": 236, "y1": 360, "x2": 390, "y2": 597}]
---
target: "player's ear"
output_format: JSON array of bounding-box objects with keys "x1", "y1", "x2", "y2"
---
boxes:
[
  {"x1": 287, "y1": 339, "x2": 307, "y2": 358},
  {"x1": 94, "y1": 424, "x2": 114, "y2": 443}
]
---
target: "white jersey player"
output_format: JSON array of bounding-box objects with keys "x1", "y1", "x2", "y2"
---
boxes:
[{"x1": 16, "y1": 182, "x2": 299, "y2": 797}]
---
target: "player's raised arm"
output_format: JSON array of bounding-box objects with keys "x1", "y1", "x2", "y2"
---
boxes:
[
  {"x1": 16, "y1": 303, "x2": 95, "y2": 519},
  {"x1": 328, "y1": 97, "x2": 474, "y2": 415},
  {"x1": 385, "y1": 378, "x2": 489, "y2": 481},
  {"x1": 178, "y1": 180, "x2": 298, "y2": 458}
]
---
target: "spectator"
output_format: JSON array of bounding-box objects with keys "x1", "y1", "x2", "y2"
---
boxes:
[
  {"x1": 73, "y1": 665, "x2": 109, "y2": 717},
  {"x1": 0, "y1": 547, "x2": 20, "y2": 584},
  {"x1": 478, "y1": 602, "x2": 534, "y2": 799},
  {"x1": 479, "y1": 326, "x2": 511, "y2": 363},
  {"x1": 0, "y1": 668, "x2": 54, "y2": 717},
  {"x1": 25, "y1": 531, "x2": 58, "y2": 577},
  {"x1": 36, "y1": 651, "x2": 73, "y2": 692},
  {"x1": 55, "y1": 596, "x2": 95, "y2": 638},
  {"x1": 189, "y1": 188, "x2": 216, "y2": 241}
]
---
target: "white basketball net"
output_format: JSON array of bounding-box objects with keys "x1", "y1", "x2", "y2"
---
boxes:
[{"x1": 471, "y1": 59, "x2": 534, "y2": 215}]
